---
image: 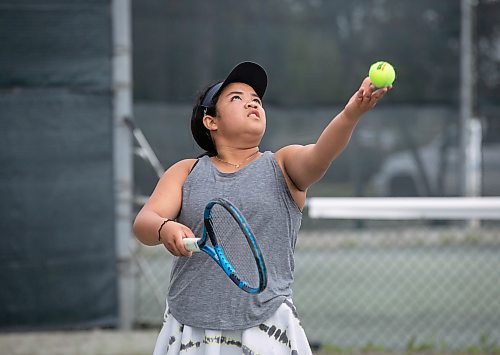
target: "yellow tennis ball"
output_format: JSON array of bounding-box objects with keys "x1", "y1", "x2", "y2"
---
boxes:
[{"x1": 369, "y1": 61, "x2": 396, "y2": 88}]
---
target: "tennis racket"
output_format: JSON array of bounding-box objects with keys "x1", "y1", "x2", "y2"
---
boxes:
[{"x1": 182, "y1": 198, "x2": 267, "y2": 294}]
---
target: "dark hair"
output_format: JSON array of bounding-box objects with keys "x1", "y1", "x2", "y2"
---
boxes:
[{"x1": 190, "y1": 83, "x2": 221, "y2": 156}]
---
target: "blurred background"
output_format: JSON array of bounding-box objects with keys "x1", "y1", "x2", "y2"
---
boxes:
[{"x1": 1, "y1": 0, "x2": 499, "y2": 353}]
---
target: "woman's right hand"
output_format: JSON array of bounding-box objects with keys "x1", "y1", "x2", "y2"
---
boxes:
[{"x1": 158, "y1": 221, "x2": 195, "y2": 257}]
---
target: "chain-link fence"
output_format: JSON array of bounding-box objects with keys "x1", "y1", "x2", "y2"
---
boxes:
[{"x1": 132, "y1": 225, "x2": 500, "y2": 352}]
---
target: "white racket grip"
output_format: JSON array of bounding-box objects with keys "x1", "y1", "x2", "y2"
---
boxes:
[{"x1": 183, "y1": 238, "x2": 201, "y2": 252}]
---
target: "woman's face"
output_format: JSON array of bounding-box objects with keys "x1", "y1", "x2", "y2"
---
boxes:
[{"x1": 209, "y1": 82, "x2": 267, "y2": 148}]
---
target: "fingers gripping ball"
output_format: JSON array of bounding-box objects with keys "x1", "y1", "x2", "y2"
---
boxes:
[{"x1": 369, "y1": 61, "x2": 396, "y2": 88}]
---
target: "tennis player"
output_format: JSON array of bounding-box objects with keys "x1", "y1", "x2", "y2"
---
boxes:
[{"x1": 133, "y1": 61, "x2": 390, "y2": 354}]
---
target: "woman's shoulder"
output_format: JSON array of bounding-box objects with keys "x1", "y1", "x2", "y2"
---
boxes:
[
  {"x1": 164, "y1": 158, "x2": 201, "y2": 178},
  {"x1": 273, "y1": 145, "x2": 304, "y2": 165}
]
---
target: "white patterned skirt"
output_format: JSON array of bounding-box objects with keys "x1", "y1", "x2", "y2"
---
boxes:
[{"x1": 152, "y1": 299, "x2": 312, "y2": 355}]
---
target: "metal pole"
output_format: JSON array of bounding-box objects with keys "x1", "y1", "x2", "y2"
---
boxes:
[
  {"x1": 112, "y1": 0, "x2": 135, "y2": 329},
  {"x1": 460, "y1": 0, "x2": 481, "y2": 227},
  {"x1": 460, "y1": 0, "x2": 480, "y2": 197}
]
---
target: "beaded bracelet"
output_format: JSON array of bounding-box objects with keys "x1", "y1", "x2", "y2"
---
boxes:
[{"x1": 157, "y1": 219, "x2": 173, "y2": 241}]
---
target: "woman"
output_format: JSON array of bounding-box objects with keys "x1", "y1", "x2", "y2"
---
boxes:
[{"x1": 133, "y1": 61, "x2": 390, "y2": 354}]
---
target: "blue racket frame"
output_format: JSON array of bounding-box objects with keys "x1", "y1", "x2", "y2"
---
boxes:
[{"x1": 195, "y1": 198, "x2": 267, "y2": 294}]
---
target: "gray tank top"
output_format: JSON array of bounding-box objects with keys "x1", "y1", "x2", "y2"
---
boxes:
[{"x1": 167, "y1": 151, "x2": 302, "y2": 330}]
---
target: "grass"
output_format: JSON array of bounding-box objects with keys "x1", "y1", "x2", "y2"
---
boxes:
[{"x1": 313, "y1": 334, "x2": 500, "y2": 355}]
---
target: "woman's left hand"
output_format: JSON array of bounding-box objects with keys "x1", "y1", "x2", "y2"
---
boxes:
[{"x1": 344, "y1": 77, "x2": 391, "y2": 118}]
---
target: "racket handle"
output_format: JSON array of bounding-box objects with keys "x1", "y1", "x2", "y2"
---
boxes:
[{"x1": 183, "y1": 238, "x2": 201, "y2": 252}]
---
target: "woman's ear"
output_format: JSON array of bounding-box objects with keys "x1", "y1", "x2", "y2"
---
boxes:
[{"x1": 202, "y1": 115, "x2": 217, "y2": 131}]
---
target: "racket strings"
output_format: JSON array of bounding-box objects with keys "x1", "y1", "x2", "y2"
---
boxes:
[{"x1": 209, "y1": 205, "x2": 260, "y2": 288}]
